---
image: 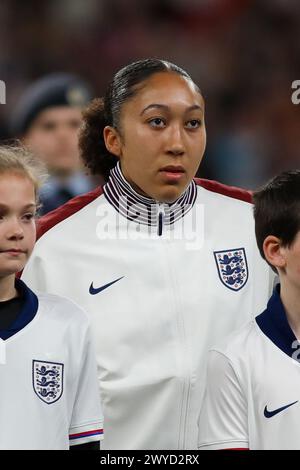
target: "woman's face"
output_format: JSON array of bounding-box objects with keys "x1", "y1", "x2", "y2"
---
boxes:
[{"x1": 104, "y1": 71, "x2": 206, "y2": 203}]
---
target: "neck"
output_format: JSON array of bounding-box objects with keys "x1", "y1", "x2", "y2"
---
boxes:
[
  {"x1": 280, "y1": 278, "x2": 300, "y2": 340},
  {"x1": 103, "y1": 162, "x2": 197, "y2": 229},
  {"x1": 116, "y1": 161, "x2": 188, "y2": 204},
  {"x1": 0, "y1": 275, "x2": 17, "y2": 302},
  {"x1": 116, "y1": 162, "x2": 159, "y2": 203}
]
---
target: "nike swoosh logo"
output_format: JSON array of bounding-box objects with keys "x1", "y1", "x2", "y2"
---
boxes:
[
  {"x1": 89, "y1": 276, "x2": 124, "y2": 295},
  {"x1": 264, "y1": 400, "x2": 298, "y2": 418}
]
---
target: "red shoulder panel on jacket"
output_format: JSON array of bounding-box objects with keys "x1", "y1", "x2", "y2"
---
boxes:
[
  {"x1": 194, "y1": 178, "x2": 253, "y2": 204},
  {"x1": 36, "y1": 179, "x2": 251, "y2": 242},
  {"x1": 36, "y1": 186, "x2": 103, "y2": 240}
]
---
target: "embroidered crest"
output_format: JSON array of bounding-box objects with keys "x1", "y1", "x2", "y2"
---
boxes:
[
  {"x1": 33, "y1": 360, "x2": 64, "y2": 404},
  {"x1": 214, "y1": 248, "x2": 248, "y2": 291}
]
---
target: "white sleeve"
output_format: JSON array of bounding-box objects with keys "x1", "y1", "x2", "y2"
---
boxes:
[
  {"x1": 21, "y1": 250, "x2": 46, "y2": 291},
  {"x1": 69, "y1": 321, "x2": 104, "y2": 446},
  {"x1": 198, "y1": 350, "x2": 249, "y2": 450}
]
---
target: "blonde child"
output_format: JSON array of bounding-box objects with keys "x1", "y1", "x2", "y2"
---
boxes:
[{"x1": 0, "y1": 146, "x2": 103, "y2": 450}]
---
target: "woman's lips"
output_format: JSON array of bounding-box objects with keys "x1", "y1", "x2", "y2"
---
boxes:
[
  {"x1": 159, "y1": 166, "x2": 185, "y2": 182},
  {"x1": 0, "y1": 249, "x2": 26, "y2": 255}
]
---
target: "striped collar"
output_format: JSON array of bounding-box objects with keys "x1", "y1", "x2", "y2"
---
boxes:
[{"x1": 103, "y1": 162, "x2": 197, "y2": 229}]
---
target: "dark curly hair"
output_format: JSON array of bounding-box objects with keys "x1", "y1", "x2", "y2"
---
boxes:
[{"x1": 79, "y1": 58, "x2": 199, "y2": 181}]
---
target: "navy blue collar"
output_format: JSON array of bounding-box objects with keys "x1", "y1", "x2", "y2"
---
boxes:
[
  {"x1": 103, "y1": 162, "x2": 197, "y2": 227},
  {"x1": 0, "y1": 279, "x2": 39, "y2": 340},
  {"x1": 256, "y1": 284, "x2": 298, "y2": 358}
]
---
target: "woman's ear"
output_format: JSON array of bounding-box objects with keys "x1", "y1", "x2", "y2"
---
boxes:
[
  {"x1": 263, "y1": 235, "x2": 286, "y2": 270},
  {"x1": 103, "y1": 126, "x2": 122, "y2": 158}
]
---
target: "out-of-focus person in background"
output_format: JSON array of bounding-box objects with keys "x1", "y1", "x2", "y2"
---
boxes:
[
  {"x1": 9, "y1": 73, "x2": 101, "y2": 215},
  {"x1": 1, "y1": 1, "x2": 299, "y2": 189}
]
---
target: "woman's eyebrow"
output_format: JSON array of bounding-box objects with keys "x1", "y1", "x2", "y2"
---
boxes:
[
  {"x1": 140, "y1": 104, "x2": 168, "y2": 115},
  {"x1": 0, "y1": 203, "x2": 36, "y2": 210},
  {"x1": 140, "y1": 104, "x2": 203, "y2": 115}
]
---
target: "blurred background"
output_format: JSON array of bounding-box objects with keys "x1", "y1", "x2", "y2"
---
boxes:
[{"x1": 0, "y1": 0, "x2": 299, "y2": 194}]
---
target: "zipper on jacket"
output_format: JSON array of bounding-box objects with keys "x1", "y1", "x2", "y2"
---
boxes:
[{"x1": 157, "y1": 204, "x2": 165, "y2": 236}]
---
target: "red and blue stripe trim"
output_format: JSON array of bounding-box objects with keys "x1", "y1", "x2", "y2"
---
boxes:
[{"x1": 69, "y1": 428, "x2": 103, "y2": 440}]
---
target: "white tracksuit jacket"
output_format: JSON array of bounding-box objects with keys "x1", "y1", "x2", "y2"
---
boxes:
[{"x1": 22, "y1": 163, "x2": 273, "y2": 449}]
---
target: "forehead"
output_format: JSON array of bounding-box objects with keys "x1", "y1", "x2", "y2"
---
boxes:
[
  {"x1": 126, "y1": 72, "x2": 204, "y2": 111},
  {"x1": 30, "y1": 106, "x2": 82, "y2": 126},
  {"x1": 0, "y1": 172, "x2": 36, "y2": 200}
]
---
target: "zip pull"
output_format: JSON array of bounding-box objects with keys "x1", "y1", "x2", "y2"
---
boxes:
[{"x1": 157, "y1": 205, "x2": 165, "y2": 236}]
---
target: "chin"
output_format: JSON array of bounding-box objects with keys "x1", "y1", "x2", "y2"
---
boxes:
[
  {"x1": 3, "y1": 262, "x2": 27, "y2": 276},
  {"x1": 156, "y1": 186, "x2": 184, "y2": 204}
]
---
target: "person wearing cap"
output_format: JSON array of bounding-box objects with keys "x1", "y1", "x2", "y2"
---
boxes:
[{"x1": 10, "y1": 73, "x2": 100, "y2": 215}]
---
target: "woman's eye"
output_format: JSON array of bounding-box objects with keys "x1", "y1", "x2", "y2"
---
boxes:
[
  {"x1": 22, "y1": 213, "x2": 35, "y2": 221},
  {"x1": 186, "y1": 119, "x2": 201, "y2": 129},
  {"x1": 148, "y1": 118, "x2": 166, "y2": 128}
]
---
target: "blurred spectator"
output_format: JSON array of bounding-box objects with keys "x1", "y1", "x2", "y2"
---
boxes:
[
  {"x1": 0, "y1": 0, "x2": 299, "y2": 189},
  {"x1": 9, "y1": 73, "x2": 100, "y2": 214}
]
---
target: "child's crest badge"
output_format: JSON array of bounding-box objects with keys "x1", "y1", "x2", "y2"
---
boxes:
[
  {"x1": 32, "y1": 360, "x2": 64, "y2": 404},
  {"x1": 214, "y1": 248, "x2": 248, "y2": 291}
]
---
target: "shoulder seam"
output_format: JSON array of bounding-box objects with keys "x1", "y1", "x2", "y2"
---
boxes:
[{"x1": 194, "y1": 178, "x2": 253, "y2": 204}]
